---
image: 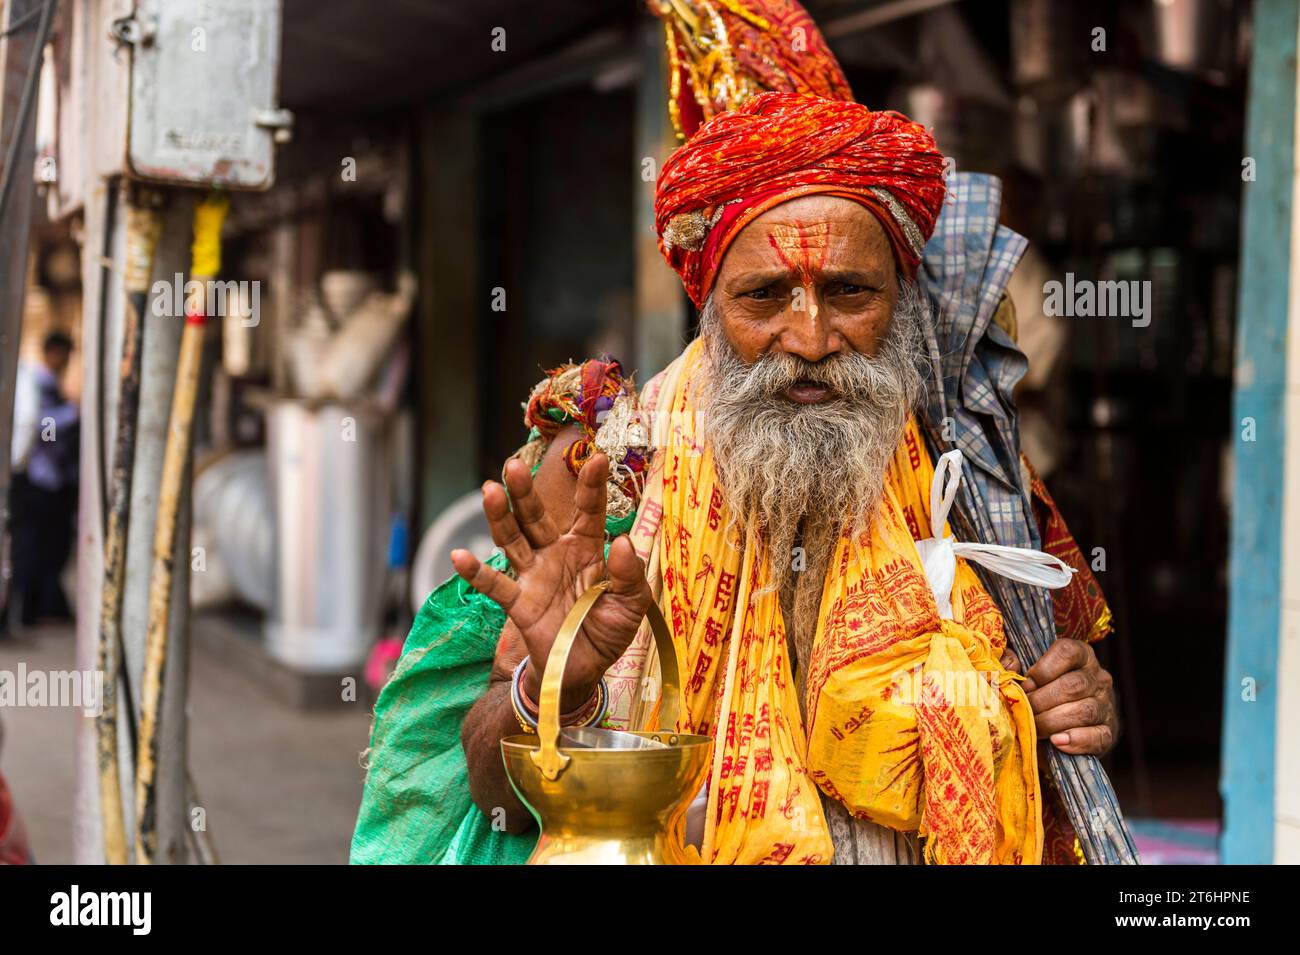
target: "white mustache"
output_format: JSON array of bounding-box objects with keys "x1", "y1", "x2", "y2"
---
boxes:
[
  {"x1": 703, "y1": 283, "x2": 928, "y2": 418},
  {"x1": 720, "y1": 349, "x2": 892, "y2": 404}
]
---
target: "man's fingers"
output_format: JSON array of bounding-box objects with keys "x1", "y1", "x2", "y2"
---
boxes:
[
  {"x1": 1034, "y1": 696, "x2": 1109, "y2": 737},
  {"x1": 607, "y1": 535, "x2": 651, "y2": 603},
  {"x1": 1047, "y1": 723, "x2": 1114, "y2": 756},
  {"x1": 569, "y1": 453, "x2": 610, "y2": 541},
  {"x1": 1000, "y1": 647, "x2": 1022, "y2": 675},
  {"x1": 1025, "y1": 666, "x2": 1097, "y2": 713},
  {"x1": 451, "y1": 548, "x2": 520, "y2": 611},
  {"x1": 502, "y1": 457, "x2": 559, "y2": 549},
  {"x1": 481, "y1": 480, "x2": 534, "y2": 571},
  {"x1": 1022, "y1": 638, "x2": 1090, "y2": 695}
]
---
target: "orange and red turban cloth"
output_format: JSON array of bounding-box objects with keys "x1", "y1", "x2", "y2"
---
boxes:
[
  {"x1": 653, "y1": 92, "x2": 948, "y2": 307},
  {"x1": 647, "y1": 1, "x2": 947, "y2": 308}
]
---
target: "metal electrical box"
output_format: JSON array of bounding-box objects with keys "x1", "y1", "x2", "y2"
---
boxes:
[{"x1": 117, "y1": 0, "x2": 290, "y2": 189}]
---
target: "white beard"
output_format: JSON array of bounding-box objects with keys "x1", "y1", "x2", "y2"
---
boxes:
[{"x1": 697, "y1": 280, "x2": 930, "y2": 598}]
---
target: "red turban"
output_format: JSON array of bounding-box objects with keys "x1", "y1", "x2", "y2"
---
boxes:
[{"x1": 654, "y1": 91, "x2": 947, "y2": 308}]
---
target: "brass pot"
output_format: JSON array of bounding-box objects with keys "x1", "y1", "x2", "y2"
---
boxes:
[{"x1": 501, "y1": 582, "x2": 711, "y2": 865}]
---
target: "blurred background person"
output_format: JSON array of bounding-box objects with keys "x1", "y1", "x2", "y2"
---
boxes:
[{"x1": 5, "y1": 331, "x2": 79, "y2": 632}]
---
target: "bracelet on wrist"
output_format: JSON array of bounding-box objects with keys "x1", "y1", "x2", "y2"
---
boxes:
[{"x1": 510, "y1": 658, "x2": 608, "y2": 734}]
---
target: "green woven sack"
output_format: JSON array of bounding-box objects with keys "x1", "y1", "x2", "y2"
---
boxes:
[{"x1": 350, "y1": 551, "x2": 535, "y2": 865}]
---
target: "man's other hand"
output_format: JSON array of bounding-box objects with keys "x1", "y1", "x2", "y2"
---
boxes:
[{"x1": 1021, "y1": 638, "x2": 1118, "y2": 756}]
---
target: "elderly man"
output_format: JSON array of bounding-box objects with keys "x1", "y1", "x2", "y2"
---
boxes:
[{"x1": 351, "y1": 1, "x2": 1121, "y2": 866}]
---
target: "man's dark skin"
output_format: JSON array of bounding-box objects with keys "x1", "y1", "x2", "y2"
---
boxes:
[{"x1": 456, "y1": 197, "x2": 1118, "y2": 834}]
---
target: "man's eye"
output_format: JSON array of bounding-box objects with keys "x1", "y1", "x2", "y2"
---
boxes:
[
  {"x1": 834, "y1": 283, "x2": 868, "y2": 296},
  {"x1": 745, "y1": 286, "x2": 776, "y2": 301}
]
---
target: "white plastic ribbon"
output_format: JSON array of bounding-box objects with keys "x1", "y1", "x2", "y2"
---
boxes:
[{"x1": 914, "y1": 449, "x2": 1075, "y2": 620}]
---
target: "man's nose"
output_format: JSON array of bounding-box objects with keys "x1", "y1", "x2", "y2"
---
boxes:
[{"x1": 776, "y1": 294, "x2": 839, "y2": 362}]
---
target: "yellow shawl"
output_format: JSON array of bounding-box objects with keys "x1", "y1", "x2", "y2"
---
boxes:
[{"x1": 638, "y1": 341, "x2": 1042, "y2": 864}]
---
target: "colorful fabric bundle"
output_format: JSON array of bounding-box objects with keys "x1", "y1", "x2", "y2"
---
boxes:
[
  {"x1": 649, "y1": 0, "x2": 852, "y2": 140},
  {"x1": 518, "y1": 357, "x2": 650, "y2": 534},
  {"x1": 653, "y1": 91, "x2": 948, "y2": 307}
]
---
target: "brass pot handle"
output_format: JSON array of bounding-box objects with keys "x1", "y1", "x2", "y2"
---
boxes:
[{"x1": 531, "y1": 580, "x2": 682, "y2": 781}]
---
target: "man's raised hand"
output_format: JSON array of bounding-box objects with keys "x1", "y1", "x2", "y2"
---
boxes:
[{"x1": 450, "y1": 453, "x2": 652, "y2": 711}]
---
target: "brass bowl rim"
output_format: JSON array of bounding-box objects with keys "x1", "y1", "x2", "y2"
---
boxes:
[{"x1": 501, "y1": 732, "x2": 712, "y2": 754}]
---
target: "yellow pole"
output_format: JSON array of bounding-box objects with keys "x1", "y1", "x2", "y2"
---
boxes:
[{"x1": 134, "y1": 192, "x2": 228, "y2": 864}]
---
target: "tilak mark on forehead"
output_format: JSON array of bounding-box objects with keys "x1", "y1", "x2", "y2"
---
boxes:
[{"x1": 767, "y1": 220, "x2": 832, "y2": 316}]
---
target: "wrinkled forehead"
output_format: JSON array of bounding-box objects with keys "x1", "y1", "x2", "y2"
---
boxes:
[{"x1": 722, "y1": 194, "x2": 897, "y2": 279}]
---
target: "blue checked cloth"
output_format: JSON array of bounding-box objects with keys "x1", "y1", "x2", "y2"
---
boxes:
[{"x1": 917, "y1": 173, "x2": 1139, "y2": 865}]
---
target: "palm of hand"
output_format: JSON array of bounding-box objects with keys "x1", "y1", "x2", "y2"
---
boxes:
[
  {"x1": 507, "y1": 529, "x2": 648, "y2": 684},
  {"x1": 451, "y1": 453, "x2": 652, "y2": 709}
]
